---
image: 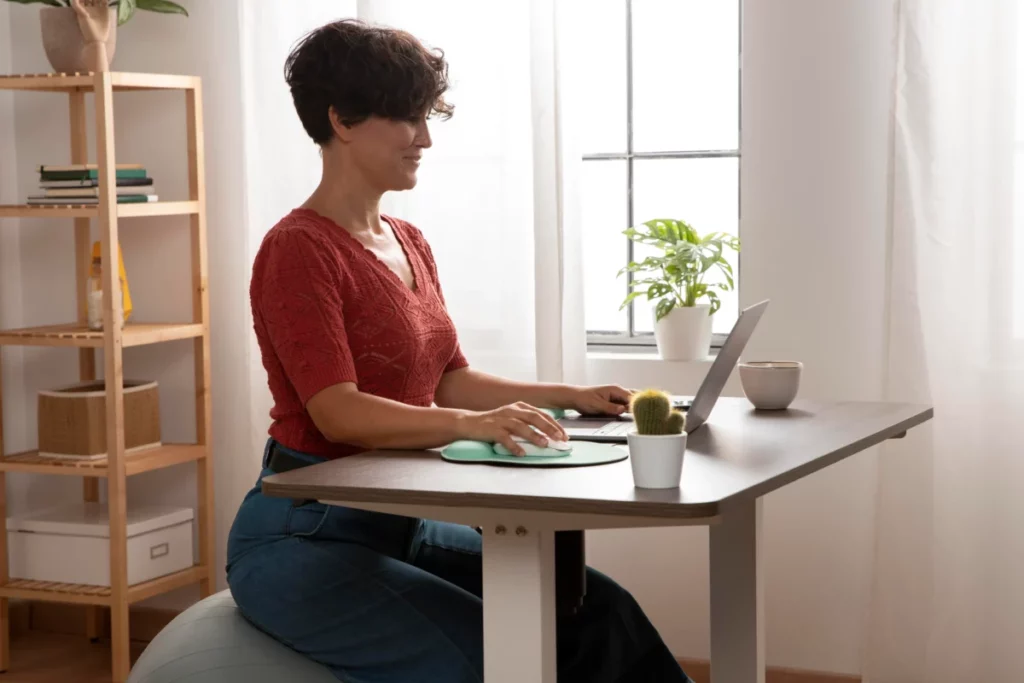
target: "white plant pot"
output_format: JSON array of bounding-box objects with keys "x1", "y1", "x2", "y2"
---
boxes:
[
  {"x1": 627, "y1": 432, "x2": 687, "y2": 489},
  {"x1": 653, "y1": 303, "x2": 713, "y2": 361}
]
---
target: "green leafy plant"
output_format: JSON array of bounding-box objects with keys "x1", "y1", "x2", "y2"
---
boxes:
[
  {"x1": 629, "y1": 389, "x2": 686, "y2": 436},
  {"x1": 618, "y1": 218, "x2": 740, "y2": 322},
  {"x1": 4, "y1": 0, "x2": 188, "y2": 25}
]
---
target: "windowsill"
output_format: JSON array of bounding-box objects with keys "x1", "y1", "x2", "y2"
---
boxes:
[
  {"x1": 586, "y1": 347, "x2": 719, "y2": 365},
  {"x1": 584, "y1": 345, "x2": 728, "y2": 391}
]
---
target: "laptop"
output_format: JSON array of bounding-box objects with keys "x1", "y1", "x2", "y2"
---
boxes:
[{"x1": 560, "y1": 299, "x2": 770, "y2": 442}]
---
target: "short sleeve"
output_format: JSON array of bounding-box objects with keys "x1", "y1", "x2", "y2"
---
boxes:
[{"x1": 253, "y1": 229, "x2": 358, "y2": 404}]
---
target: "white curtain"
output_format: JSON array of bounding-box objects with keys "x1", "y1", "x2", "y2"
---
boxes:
[
  {"x1": 238, "y1": 0, "x2": 586, "y2": 414},
  {"x1": 864, "y1": 0, "x2": 1024, "y2": 680}
]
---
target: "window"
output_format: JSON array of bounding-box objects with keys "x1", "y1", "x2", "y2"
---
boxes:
[
  {"x1": 1016, "y1": 3, "x2": 1024, "y2": 339},
  {"x1": 574, "y1": 1, "x2": 742, "y2": 348}
]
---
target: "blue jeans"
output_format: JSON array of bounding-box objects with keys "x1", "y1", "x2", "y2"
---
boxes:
[{"x1": 226, "y1": 439, "x2": 692, "y2": 683}]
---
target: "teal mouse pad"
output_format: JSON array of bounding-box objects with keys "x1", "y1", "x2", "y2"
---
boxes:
[{"x1": 441, "y1": 440, "x2": 627, "y2": 467}]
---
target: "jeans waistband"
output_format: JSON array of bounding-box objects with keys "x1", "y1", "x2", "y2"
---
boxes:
[{"x1": 262, "y1": 438, "x2": 326, "y2": 473}]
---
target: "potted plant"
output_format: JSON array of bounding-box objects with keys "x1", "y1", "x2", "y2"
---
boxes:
[
  {"x1": 4, "y1": 0, "x2": 188, "y2": 74},
  {"x1": 626, "y1": 389, "x2": 687, "y2": 489},
  {"x1": 618, "y1": 218, "x2": 740, "y2": 361}
]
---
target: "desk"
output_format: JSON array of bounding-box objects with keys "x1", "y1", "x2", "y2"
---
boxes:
[{"x1": 262, "y1": 398, "x2": 932, "y2": 683}]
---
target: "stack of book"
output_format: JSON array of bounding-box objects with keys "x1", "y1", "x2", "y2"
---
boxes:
[{"x1": 26, "y1": 163, "x2": 158, "y2": 205}]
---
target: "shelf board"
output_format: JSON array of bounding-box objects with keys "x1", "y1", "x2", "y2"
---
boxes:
[
  {"x1": 0, "y1": 200, "x2": 199, "y2": 219},
  {"x1": 118, "y1": 200, "x2": 200, "y2": 217},
  {"x1": 0, "y1": 72, "x2": 200, "y2": 93},
  {"x1": 128, "y1": 565, "x2": 207, "y2": 604},
  {"x1": 0, "y1": 444, "x2": 206, "y2": 477},
  {"x1": 0, "y1": 565, "x2": 208, "y2": 607},
  {"x1": 0, "y1": 579, "x2": 111, "y2": 606},
  {"x1": 0, "y1": 322, "x2": 204, "y2": 348}
]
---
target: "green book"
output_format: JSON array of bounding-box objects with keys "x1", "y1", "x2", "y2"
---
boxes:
[
  {"x1": 25, "y1": 194, "x2": 158, "y2": 205},
  {"x1": 40, "y1": 168, "x2": 149, "y2": 181}
]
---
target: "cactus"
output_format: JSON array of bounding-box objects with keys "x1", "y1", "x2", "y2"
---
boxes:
[
  {"x1": 629, "y1": 389, "x2": 686, "y2": 435},
  {"x1": 664, "y1": 410, "x2": 686, "y2": 435},
  {"x1": 630, "y1": 389, "x2": 671, "y2": 434}
]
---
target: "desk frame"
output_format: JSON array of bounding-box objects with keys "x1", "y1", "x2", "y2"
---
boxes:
[{"x1": 321, "y1": 497, "x2": 759, "y2": 683}]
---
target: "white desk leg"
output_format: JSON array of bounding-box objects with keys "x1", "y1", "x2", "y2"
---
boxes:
[
  {"x1": 482, "y1": 525, "x2": 557, "y2": 683},
  {"x1": 709, "y1": 498, "x2": 765, "y2": 683}
]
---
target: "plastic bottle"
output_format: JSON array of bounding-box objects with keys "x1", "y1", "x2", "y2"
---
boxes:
[{"x1": 86, "y1": 254, "x2": 104, "y2": 331}]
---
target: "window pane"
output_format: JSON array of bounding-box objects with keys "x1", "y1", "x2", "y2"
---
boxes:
[
  {"x1": 571, "y1": 0, "x2": 628, "y2": 154},
  {"x1": 631, "y1": 0, "x2": 740, "y2": 152},
  {"x1": 1016, "y1": 6, "x2": 1024, "y2": 337},
  {"x1": 631, "y1": 157, "x2": 739, "y2": 335},
  {"x1": 582, "y1": 160, "x2": 629, "y2": 333}
]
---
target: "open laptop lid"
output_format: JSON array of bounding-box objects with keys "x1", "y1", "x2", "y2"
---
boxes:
[{"x1": 684, "y1": 299, "x2": 769, "y2": 433}]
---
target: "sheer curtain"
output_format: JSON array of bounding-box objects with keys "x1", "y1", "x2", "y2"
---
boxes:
[
  {"x1": 863, "y1": 0, "x2": 1024, "y2": 679},
  {"x1": 238, "y1": 0, "x2": 586, "y2": 420}
]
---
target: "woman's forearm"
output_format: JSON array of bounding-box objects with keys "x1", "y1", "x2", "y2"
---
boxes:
[
  {"x1": 306, "y1": 381, "x2": 568, "y2": 452},
  {"x1": 307, "y1": 383, "x2": 468, "y2": 450},
  {"x1": 434, "y1": 368, "x2": 575, "y2": 412}
]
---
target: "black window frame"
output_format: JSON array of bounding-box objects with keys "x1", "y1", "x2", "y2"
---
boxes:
[{"x1": 584, "y1": 0, "x2": 743, "y2": 351}]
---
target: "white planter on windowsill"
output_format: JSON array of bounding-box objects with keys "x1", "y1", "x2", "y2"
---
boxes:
[{"x1": 652, "y1": 303, "x2": 713, "y2": 361}]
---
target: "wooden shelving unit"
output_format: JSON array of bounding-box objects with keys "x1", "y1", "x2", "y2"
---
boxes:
[
  {"x1": 0, "y1": 322, "x2": 205, "y2": 348},
  {"x1": 0, "y1": 444, "x2": 206, "y2": 478},
  {"x1": 0, "y1": 71, "x2": 214, "y2": 682},
  {"x1": 0, "y1": 200, "x2": 200, "y2": 219}
]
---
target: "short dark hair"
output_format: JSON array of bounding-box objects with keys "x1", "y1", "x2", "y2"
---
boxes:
[{"x1": 284, "y1": 19, "x2": 454, "y2": 145}]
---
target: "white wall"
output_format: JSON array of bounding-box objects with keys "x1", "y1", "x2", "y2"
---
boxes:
[
  {"x1": 586, "y1": 0, "x2": 895, "y2": 675},
  {"x1": 4, "y1": 0, "x2": 257, "y2": 608}
]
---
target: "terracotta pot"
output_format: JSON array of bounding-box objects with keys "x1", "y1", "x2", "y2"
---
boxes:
[{"x1": 39, "y1": 7, "x2": 117, "y2": 74}]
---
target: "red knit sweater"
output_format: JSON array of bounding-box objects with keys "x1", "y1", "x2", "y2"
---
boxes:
[{"x1": 250, "y1": 208, "x2": 468, "y2": 458}]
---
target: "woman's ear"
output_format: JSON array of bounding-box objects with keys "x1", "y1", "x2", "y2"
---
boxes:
[{"x1": 328, "y1": 106, "x2": 355, "y2": 144}]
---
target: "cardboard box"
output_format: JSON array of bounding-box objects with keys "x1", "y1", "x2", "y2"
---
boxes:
[{"x1": 7, "y1": 502, "x2": 194, "y2": 587}]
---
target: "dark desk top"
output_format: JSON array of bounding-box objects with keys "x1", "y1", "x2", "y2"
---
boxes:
[{"x1": 262, "y1": 398, "x2": 932, "y2": 520}]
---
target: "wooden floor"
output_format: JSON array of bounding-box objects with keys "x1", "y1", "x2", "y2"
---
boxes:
[
  {"x1": 0, "y1": 631, "x2": 144, "y2": 683},
  {"x1": 0, "y1": 630, "x2": 857, "y2": 683}
]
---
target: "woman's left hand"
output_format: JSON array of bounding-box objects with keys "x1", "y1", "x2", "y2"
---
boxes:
[{"x1": 566, "y1": 384, "x2": 633, "y2": 416}]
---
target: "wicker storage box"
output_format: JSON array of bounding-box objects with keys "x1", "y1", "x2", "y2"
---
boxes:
[{"x1": 37, "y1": 379, "x2": 161, "y2": 460}]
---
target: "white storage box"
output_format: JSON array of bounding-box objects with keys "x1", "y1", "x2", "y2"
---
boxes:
[{"x1": 6, "y1": 501, "x2": 194, "y2": 587}]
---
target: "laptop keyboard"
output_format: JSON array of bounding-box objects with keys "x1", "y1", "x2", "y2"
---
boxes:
[{"x1": 593, "y1": 422, "x2": 635, "y2": 436}]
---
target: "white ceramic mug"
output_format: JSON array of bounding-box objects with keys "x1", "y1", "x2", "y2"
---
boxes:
[{"x1": 739, "y1": 361, "x2": 802, "y2": 410}]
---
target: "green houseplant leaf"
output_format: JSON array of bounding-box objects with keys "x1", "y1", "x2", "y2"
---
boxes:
[
  {"x1": 618, "y1": 218, "x2": 741, "y2": 322},
  {"x1": 116, "y1": 0, "x2": 135, "y2": 25},
  {"x1": 6, "y1": 0, "x2": 66, "y2": 6},
  {"x1": 2, "y1": 0, "x2": 189, "y2": 21},
  {"x1": 135, "y1": 0, "x2": 187, "y2": 16},
  {"x1": 115, "y1": 0, "x2": 188, "y2": 24}
]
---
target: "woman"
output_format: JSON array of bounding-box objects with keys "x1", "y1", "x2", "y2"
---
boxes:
[{"x1": 226, "y1": 18, "x2": 693, "y2": 683}]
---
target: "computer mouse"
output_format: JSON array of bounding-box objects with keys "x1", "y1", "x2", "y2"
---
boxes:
[{"x1": 493, "y1": 435, "x2": 573, "y2": 457}]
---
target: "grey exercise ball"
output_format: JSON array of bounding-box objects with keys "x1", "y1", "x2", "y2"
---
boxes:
[{"x1": 127, "y1": 591, "x2": 337, "y2": 683}]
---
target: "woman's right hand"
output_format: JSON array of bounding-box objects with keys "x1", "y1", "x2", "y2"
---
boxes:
[{"x1": 455, "y1": 403, "x2": 568, "y2": 456}]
